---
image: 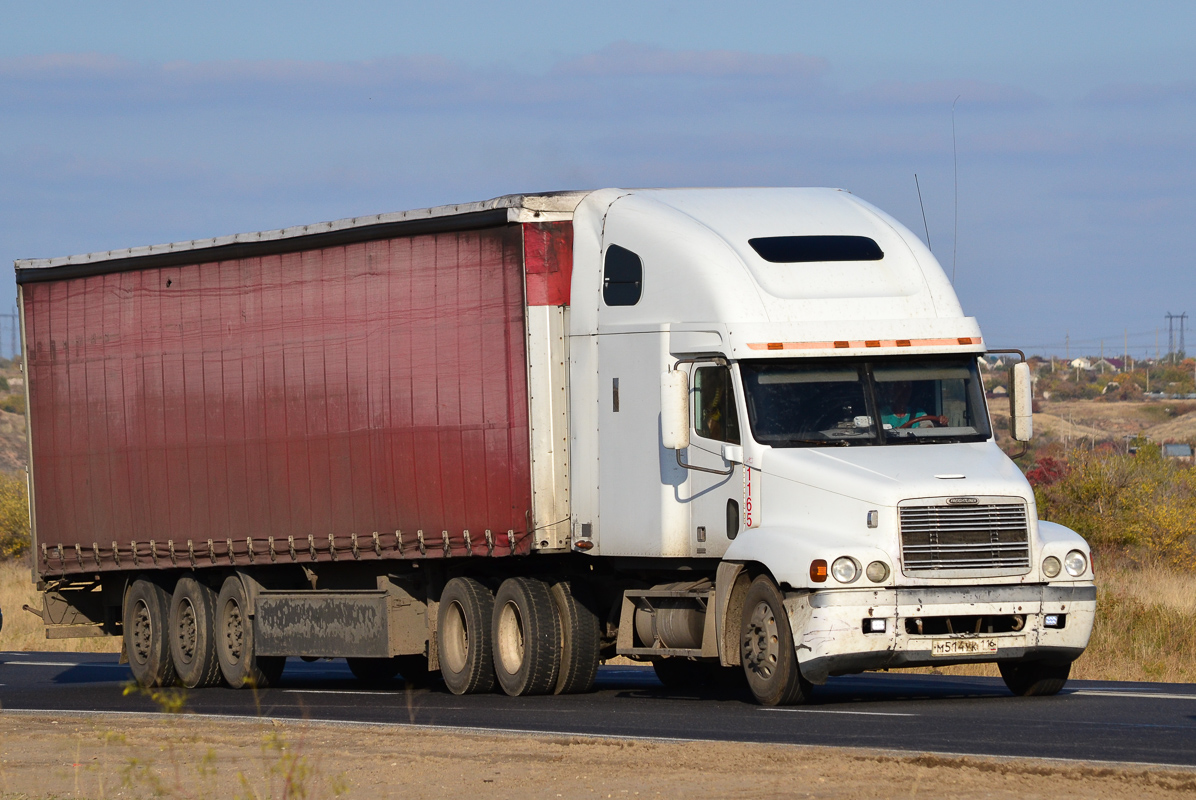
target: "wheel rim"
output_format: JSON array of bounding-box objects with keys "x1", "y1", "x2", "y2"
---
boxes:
[
  {"x1": 131, "y1": 599, "x2": 152, "y2": 666},
  {"x1": 496, "y1": 600, "x2": 525, "y2": 676},
  {"x1": 442, "y1": 600, "x2": 470, "y2": 674},
  {"x1": 743, "y1": 600, "x2": 780, "y2": 680},
  {"x1": 176, "y1": 598, "x2": 198, "y2": 665},
  {"x1": 223, "y1": 598, "x2": 243, "y2": 662}
]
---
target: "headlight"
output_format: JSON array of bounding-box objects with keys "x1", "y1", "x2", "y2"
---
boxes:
[
  {"x1": 866, "y1": 561, "x2": 890, "y2": 583},
  {"x1": 1064, "y1": 550, "x2": 1087, "y2": 577},
  {"x1": 1042, "y1": 556, "x2": 1061, "y2": 578},
  {"x1": 831, "y1": 556, "x2": 860, "y2": 583}
]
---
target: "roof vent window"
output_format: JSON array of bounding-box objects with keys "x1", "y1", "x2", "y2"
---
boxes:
[{"x1": 749, "y1": 236, "x2": 884, "y2": 263}]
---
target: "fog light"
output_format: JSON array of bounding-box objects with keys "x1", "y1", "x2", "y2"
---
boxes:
[
  {"x1": 863, "y1": 618, "x2": 887, "y2": 633},
  {"x1": 831, "y1": 556, "x2": 860, "y2": 583},
  {"x1": 866, "y1": 561, "x2": 890, "y2": 583},
  {"x1": 1044, "y1": 614, "x2": 1066, "y2": 629},
  {"x1": 810, "y1": 559, "x2": 828, "y2": 582},
  {"x1": 1042, "y1": 556, "x2": 1061, "y2": 578},
  {"x1": 1064, "y1": 550, "x2": 1087, "y2": 577}
]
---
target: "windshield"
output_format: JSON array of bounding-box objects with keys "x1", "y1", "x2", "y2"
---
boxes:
[{"x1": 738, "y1": 356, "x2": 991, "y2": 447}]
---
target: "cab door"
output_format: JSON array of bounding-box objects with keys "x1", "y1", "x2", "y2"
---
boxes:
[{"x1": 684, "y1": 361, "x2": 743, "y2": 558}]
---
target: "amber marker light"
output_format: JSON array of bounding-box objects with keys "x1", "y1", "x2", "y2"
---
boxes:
[{"x1": 810, "y1": 559, "x2": 828, "y2": 582}]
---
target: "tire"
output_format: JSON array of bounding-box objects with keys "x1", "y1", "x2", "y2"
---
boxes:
[
  {"x1": 740, "y1": 575, "x2": 811, "y2": 706},
  {"x1": 550, "y1": 581, "x2": 601, "y2": 695},
  {"x1": 492, "y1": 577, "x2": 561, "y2": 696},
  {"x1": 347, "y1": 657, "x2": 402, "y2": 686},
  {"x1": 438, "y1": 577, "x2": 497, "y2": 695},
  {"x1": 124, "y1": 577, "x2": 177, "y2": 688},
  {"x1": 999, "y1": 660, "x2": 1071, "y2": 696},
  {"x1": 215, "y1": 575, "x2": 285, "y2": 689},
  {"x1": 169, "y1": 576, "x2": 224, "y2": 689}
]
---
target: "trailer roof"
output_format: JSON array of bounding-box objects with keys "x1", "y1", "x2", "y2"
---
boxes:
[{"x1": 14, "y1": 191, "x2": 587, "y2": 284}]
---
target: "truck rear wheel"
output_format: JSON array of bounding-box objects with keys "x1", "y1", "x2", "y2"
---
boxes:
[
  {"x1": 741, "y1": 575, "x2": 811, "y2": 706},
  {"x1": 492, "y1": 577, "x2": 561, "y2": 696},
  {"x1": 125, "y1": 578, "x2": 177, "y2": 688},
  {"x1": 999, "y1": 660, "x2": 1071, "y2": 696},
  {"x1": 169, "y1": 576, "x2": 224, "y2": 688},
  {"x1": 215, "y1": 575, "x2": 285, "y2": 689},
  {"x1": 550, "y1": 581, "x2": 601, "y2": 695},
  {"x1": 438, "y1": 577, "x2": 497, "y2": 695}
]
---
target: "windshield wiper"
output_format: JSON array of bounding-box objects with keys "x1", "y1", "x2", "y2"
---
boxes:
[{"x1": 775, "y1": 437, "x2": 853, "y2": 447}]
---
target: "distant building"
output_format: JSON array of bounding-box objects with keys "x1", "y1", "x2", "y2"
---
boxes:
[
  {"x1": 1069, "y1": 358, "x2": 1092, "y2": 371},
  {"x1": 1162, "y1": 443, "x2": 1193, "y2": 463},
  {"x1": 1090, "y1": 358, "x2": 1120, "y2": 373}
]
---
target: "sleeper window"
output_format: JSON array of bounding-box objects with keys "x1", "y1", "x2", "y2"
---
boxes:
[
  {"x1": 603, "y1": 245, "x2": 643, "y2": 306},
  {"x1": 693, "y1": 365, "x2": 740, "y2": 444}
]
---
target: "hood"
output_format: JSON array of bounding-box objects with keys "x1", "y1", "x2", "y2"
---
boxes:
[{"x1": 758, "y1": 440, "x2": 1032, "y2": 508}]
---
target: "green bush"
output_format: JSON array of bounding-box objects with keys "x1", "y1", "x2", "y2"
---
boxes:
[
  {"x1": 0, "y1": 470, "x2": 29, "y2": 559},
  {"x1": 1032, "y1": 444, "x2": 1196, "y2": 569}
]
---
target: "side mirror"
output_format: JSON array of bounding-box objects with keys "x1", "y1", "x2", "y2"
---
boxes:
[
  {"x1": 1009, "y1": 362, "x2": 1033, "y2": 441},
  {"x1": 661, "y1": 369, "x2": 691, "y2": 450}
]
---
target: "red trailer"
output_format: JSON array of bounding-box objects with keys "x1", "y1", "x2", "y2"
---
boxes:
[{"x1": 17, "y1": 195, "x2": 590, "y2": 694}]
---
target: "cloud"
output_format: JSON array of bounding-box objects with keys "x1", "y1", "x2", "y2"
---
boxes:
[
  {"x1": 555, "y1": 42, "x2": 827, "y2": 80},
  {"x1": 850, "y1": 79, "x2": 1044, "y2": 110}
]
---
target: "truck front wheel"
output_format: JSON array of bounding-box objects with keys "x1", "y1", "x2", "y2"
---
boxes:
[
  {"x1": 492, "y1": 577, "x2": 561, "y2": 696},
  {"x1": 999, "y1": 660, "x2": 1071, "y2": 696},
  {"x1": 124, "y1": 578, "x2": 177, "y2": 688},
  {"x1": 740, "y1": 575, "x2": 811, "y2": 706},
  {"x1": 169, "y1": 576, "x2": 223, "y2": 688},
  {"x1": 438, "y1": 577, "x2": 497, "y2": 695},
  {"x1": 215, "y1": 576, "x2": 285, "y2": 689}
]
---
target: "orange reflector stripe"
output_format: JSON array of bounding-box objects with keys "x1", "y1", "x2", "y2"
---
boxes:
[
  {"x1": 811, "y1": 560, "x2": 828, "y2": 582},
  {"x1": 746, "y1": 337, "x2": 982, "y2": 352}
]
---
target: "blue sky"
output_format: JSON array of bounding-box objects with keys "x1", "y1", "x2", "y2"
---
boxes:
[{"x1": 3, "y1": 2, "x2": 1194, "y2": 357}]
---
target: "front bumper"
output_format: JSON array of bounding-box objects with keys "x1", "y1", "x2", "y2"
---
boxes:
[{"x1": 783, "y1": 584, "x2": 1096, "y2": 684}]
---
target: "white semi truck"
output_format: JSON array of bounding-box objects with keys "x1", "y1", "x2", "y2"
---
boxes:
[{"x1": 18, "y1": 187, "x2": 1095, "y2": 705}]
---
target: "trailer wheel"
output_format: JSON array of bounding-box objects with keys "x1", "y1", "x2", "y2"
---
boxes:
[
  {"x1": 169, "y1": 576, "x2": 224, "y2": 688},
  {"x1": 124, "y1": 578, "x2": 177, "y2": 688},
  {"x1": 740, "y1": 575, "x2": 811, "y2": 706},
  {"x1": 438, "y1": 577, "x2": 497, "y2": 695},
  {"x1": 999, "y1": 660, "x2": 1071, "y2": 696},
  {"x1": 550, "y1": 581, "x2": 601, "y2": 695},
  {"x1": 492, "y1": 577, "x2": 561, "y2": 696},
  {"x1": 347, "y1": 657, "x2": 402, "y2": 685},
  {"x1": 216, "y1": 575, "x2": 285, "y2": 689}
]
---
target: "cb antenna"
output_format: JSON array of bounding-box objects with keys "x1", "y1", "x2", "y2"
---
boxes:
[
  {"x1": 914, "y1": 174, "x2": 932, "y2": 251},
  {"x1": 951, "y1": 94, "x2": 961, "y2": 284}
]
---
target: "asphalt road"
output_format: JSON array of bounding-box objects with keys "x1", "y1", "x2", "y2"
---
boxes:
[{"x1": 2, "y1": 651, "x2": 1194, "y2": 767}]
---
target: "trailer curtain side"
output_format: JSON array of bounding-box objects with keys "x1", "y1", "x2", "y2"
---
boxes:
[{"x1": 24, "y1": 223, "x2": 558, "y2": 576}]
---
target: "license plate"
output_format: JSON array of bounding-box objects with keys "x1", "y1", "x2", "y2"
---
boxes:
[{"x1": 930, "y1": 638, "x2": 999, "y2": 657}]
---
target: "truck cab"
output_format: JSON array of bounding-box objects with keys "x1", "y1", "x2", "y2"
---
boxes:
[{"x1": 568, "y1": 188, "x2": 1095, "y2": 703}]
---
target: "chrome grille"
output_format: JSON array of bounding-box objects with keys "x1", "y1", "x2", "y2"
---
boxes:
[{"x1": 900, "y1": 503, "x2": 1030, "y2": 572}]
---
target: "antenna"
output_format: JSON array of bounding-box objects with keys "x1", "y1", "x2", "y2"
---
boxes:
[
  {"x1": 951, "y1": 94, "x2": 961, "y2": 285},
  {"x1": 914, "y1": 174, "x2": 932, "y2": 251}
]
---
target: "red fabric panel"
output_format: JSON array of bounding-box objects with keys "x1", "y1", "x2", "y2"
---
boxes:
[
  {"x1": 523, "y1": 222, "x2": 573, "y2": 306},
  {"x1": 25, "y1": 226, "x2": 532, "y2": 574}
]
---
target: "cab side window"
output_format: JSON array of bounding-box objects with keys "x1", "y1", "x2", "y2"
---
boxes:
[
  {"x1": 603, "y1": 245, "x2": 643, "y2": 306},
  {"x1": 693, "y1": 365, "x2": 740, "y2": 444}
]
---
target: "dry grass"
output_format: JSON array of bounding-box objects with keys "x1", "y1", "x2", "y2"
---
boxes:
[{"x1": 0, "y1": 558, "x2": 119, "y2": 653}]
